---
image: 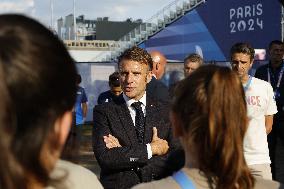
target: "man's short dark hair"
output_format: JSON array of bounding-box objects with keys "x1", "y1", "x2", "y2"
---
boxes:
[
  {"x1": 230, "y1": 42, "x2": 255, "y2": 61},
  {"x1": 269, "y1": 40, "x2": 284, "y2": 50},
  {"x1": 184, "y1": 53, "x2": 203, "y2": 65},
  {"x1": 118, "y1": 46, "x2": 153, "y2": 71},
  {"x1": 109, "y1": 71, "x2": 120, "y2": 87}
]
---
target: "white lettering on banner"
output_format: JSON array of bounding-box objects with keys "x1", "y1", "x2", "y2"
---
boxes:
[{"x1": 229, "y1": 3, "x2": 263, "y2": 33}]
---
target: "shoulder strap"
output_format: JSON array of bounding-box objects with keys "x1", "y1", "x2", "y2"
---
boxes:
[{"x1": 172, "y1": 170, "x2": 195, "y2": 189}]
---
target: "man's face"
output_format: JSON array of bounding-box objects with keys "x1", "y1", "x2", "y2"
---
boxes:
[
  {"x1": 184, "y1": 61, "x2": 200, "y2": 77},
  {"x1": 110, "y1": 86, "x2": 122, "y2": 96},
  {"x1": 231, "y1": 53, "x2": 253, "y2": 79},
  {"x1": 269, "y1": 44, "x2": 284, "y2": 63},
  {"x1": 119, "y1": 59, "x2": 151, "y2": 100}
]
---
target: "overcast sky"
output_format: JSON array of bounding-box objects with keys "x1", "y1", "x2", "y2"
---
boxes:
[{"x1": 0, "y1": 0, "x2": 174, "y2": 28}]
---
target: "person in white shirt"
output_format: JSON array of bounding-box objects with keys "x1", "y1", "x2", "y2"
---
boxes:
[{"x1": 230, "y1": 42, "x2": 278, "y2": 180}]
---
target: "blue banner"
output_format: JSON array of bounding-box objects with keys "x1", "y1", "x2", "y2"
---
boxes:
[{"x1": 141, "y1": 0, "x2": 281, "y2": 61}]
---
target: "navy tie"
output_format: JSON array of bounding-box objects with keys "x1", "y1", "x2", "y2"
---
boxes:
[{"x1": 131, "y1": 101, "x2": 145, "y2": 144}]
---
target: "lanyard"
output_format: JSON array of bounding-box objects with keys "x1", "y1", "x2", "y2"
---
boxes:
[
  {"x1": 243, "y1": 75, "x2": 252, "y2": 92},
  {"x1": 172, "y1": 170, "x2": 195, "y2": 189},
  {"x1": 267, "y1": 63, "x2": 284, "y2": 91}
]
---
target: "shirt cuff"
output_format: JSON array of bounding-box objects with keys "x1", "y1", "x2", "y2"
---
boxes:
[{"x1": 146, "y1": 143, "x2": 152, "y2": 159}]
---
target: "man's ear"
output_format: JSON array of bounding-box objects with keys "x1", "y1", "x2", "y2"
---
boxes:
[
  {"x1": 155, "y1": 62, "x2": 159, "y2": 71},
  {"x1": 54, "y1": 111, "x2": 73, "y2": 147},
  {"x1": 249, "y1": 59, "x2": 254, "y2": 69},
  {"x1": 170, "y1": 111, "x2": 183, "y2": 137}
]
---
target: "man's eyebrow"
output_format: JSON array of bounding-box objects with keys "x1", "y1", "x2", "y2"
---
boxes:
[{"x1": 133, "y1": 71, "x2": 141, "y2": 74}]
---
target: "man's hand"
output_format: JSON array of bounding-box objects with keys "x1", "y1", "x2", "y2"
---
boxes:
[
  {"x1": 265, "y1": 115, "x2": 274, "y2": 134},
  {"x1": 104, "y1": 134, "x2": 121, "y2": 149},
  {"x1": 150, "y1": 127, "x2": 169, "y2": 156}
]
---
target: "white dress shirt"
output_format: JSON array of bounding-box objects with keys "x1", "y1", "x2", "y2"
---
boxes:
[{"x1": 123, "y1": 92, "x2": 152, "y2": 159}]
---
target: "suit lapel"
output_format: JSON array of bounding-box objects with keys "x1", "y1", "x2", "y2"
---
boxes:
[
  {"x1": 114, "y1": 96, "x2": 139, "y2": 144},
  {"x1": 144, "y1": 97, "x2": 157, "y2": 144}
]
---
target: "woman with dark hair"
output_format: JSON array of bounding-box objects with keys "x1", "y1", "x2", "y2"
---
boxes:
[
  {"x1": 0, "y1": 14, "x2": 102, "y2": 189},
  {"x1": 133, "y1": 65, "x2": 284, "y2": 189},
  {"x1": 0, "y1": 65, "x2": 25, "y2": 189}
]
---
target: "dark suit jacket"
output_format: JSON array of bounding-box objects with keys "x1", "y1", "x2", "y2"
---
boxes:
[
  {"x1": 93, "y1": 95, "x2": 182, "y2": 189},
  {"x1": 255, "y1": 63, "x2": 284, "y2": 121},
  {"x1": 97, "y1": 90, "x2": 122, "y2": 105},
  {"x1": 255, "y1": 63, "x2": 284, "y2": 141},
  {"x1": 146, "y1": 76, "x2": 170, "y2": 103}
]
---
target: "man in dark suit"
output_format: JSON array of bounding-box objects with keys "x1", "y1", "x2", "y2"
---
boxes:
[
  {"x1": 93, "y1": 47, "x2": 181, "y2": 189},
  {"x1": 97, "y1": 71, "x2": 122, "y2": 105},
  {"x1": 146, "y1": 51, "x2": 170, "y2": 103},
  {"x1": 169, "y1": 53, "x2": 203, "y2": 98},
  {"x1": 254, "y1": 40, "x2": 284, "y2": 182},
  {"x1": 183, "y1": 53, "x2": 204, "y2": 77}
]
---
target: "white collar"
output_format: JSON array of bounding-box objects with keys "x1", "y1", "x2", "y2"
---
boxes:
[{"x1": 123, "y1": 92, "x2": 147, "y2": 108}]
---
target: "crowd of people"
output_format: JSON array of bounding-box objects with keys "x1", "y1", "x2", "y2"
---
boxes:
[{"x1": 0, "y1": 13, "x2": 284, "y2": 189}]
